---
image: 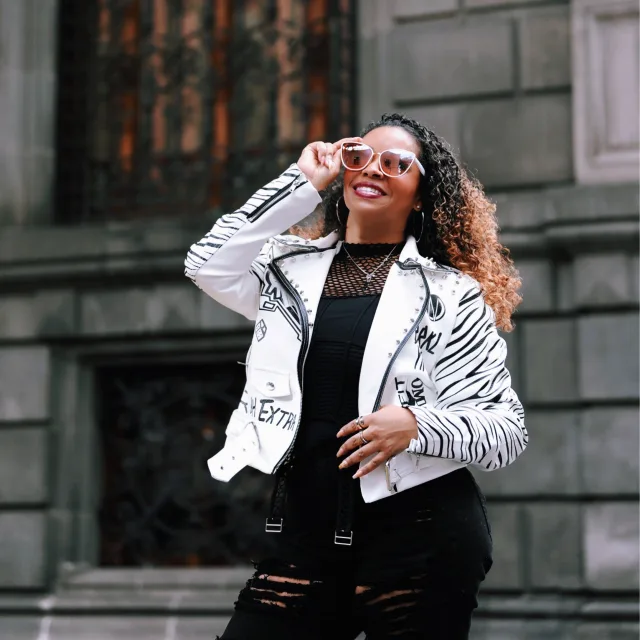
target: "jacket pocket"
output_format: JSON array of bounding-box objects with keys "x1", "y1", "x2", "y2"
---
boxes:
[{"x1": 247, "y1": 365, "x2": 292, "y2": 398}]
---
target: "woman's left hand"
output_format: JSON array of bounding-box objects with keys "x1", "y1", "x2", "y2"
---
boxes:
[{"x1": 336, "y1": 406, "x2": 419, "y2": 479}]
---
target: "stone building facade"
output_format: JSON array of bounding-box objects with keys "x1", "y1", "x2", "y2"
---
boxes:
[{"x1": 0, "y1": 0, "x2": 638, "y2": 638}]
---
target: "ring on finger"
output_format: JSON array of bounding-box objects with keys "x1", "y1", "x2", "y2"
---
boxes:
[
  {"x1": 359, "y1": 431, "x2": 369, "y2": 446},
  {"x1": 355, "y1": 415, "x2": 366, "y2": 430}
]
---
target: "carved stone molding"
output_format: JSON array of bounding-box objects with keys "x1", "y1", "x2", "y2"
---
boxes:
[{"x1": 572, "y1": 0, "x2": 640, "y2": 184}]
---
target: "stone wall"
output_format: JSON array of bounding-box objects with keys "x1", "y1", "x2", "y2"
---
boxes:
[{"x1": 359, "y1": 0, "x2": 639, "y2": 637}]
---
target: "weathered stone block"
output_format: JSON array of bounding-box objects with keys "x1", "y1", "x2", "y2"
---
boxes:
[
  {"x1": 49, "y1": 617, "x2": 167, "y2": 640},
  {"x1": 462, "y1": 96, "x2": 572, "y2": 188},
  {"x1": 556, "y1": 260, "x2": 575, "y2": 311},
  {"x1": 471, "y1": 619, "x2": 574, "y2": 640},
  {"x1": 584, "y1": 503, "x2": 639, "y2": 590},
  {"x1": 80, "y1": 285, "x2": 200, "y2": 335},
  {"x1": 389, "y1": 19, "x2": 513, "y2": 102},
  {"x1": 522, "y1": 319, "x2": 577, "y2": 403},
  {"x1": 631, "y1": 254, "x2": 639, "y2": 303},
  {"x1": 466, "y1": 0, "x2": 545, "y2": 6},
  {"x1": 470, "y1": 619, "x2": 527, "y2": 640},
  {"x1": 483, "y1": 503, "x2": 522, "y2": 589},
  {"x1": 0, "y1": 69, "x2": 24, "y2": 156},
  {"x1": 0, "y1": 152, "x2": 26, "y2": 225},
  {"x1": 473, "y1": 411, "x2": 579, "y2": 496},
  {"x1": 0, "y1": 616, "x2": 42, "y2": 640},
  {"x1": 391, "y1": 0, "x2": 457, "y2": 18},
  {"x1": 0, "y1": 347, "x2": 50, "y2": 421},
  {"x1": 401, "y1": 104, "x2": 462, "y2": 158},
  {"x1": 574, "y1": 623, "x2": 640, "y2": 640},
  {"x1": 516, "y1": 259, "x2": 554, "y2": 312},
  {"x1": 519, "y1": 7, "x2": 571, "y2": 89},
  {"x1": 584, "y1": 502, "x2": 640, "y2": 590},
  {"x1": 23, "y1": 154, "x2": 55, "y2": 225},
  {"x1": 23, "y1": 72, "x2": 56, "y2": 153},
  {"x1": 175, "y1": 616, "x2": 232, "y2": 639},
  {"x1": 526, "y1": 503, "x2": 582, "y2": 589},
  {"x1": 581, "y1": 408, "x2": 639, "y2": 495},
  {"x1": 0, "y1": 290, "x2": 75, "y2": 338},
  {"x1": 502, "y1": 328, "x2": 521, "y2": 395},
  {"x1": 0, "y1": 0, "x2": 29, "y2": 71},
  {"x1": 578, "y1": 313, "x2": 639, "y2": 401},
  {"x1": 0, "y1": 428, "x2": 47, "y2": 503},
  {"x1": 24, "y1": 0, "x2": 58, "y2": 74},
  {"x1": 492, "y1": 189, "x2": 550, "y2": 231},
  {"x1": 0, "y1": 512, "x2": 46, "y2": 587},
  {"x1": 546, "y1": 183, "x2": 640, "y2": 224},
  {"x1": 573, "y1": 253, "x2": 636, "y2": 308}
]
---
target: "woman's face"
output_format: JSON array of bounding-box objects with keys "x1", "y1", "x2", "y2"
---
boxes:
[{"x1": 342, "y1": 126, "x2": 422, "y2": 225}]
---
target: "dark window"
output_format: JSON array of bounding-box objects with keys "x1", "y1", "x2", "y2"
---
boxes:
[
  {"x1": 96, "y1": 361, "x2": 276, "y2": 567},
  {"x1": 55, "y1": 0, "x2": 356, "y2": 223}
]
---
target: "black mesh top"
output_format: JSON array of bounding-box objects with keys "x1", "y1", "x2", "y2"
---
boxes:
[
  {"x1": 294, "y1": 241, "x2": 403, "y2": 458},
  {"x1": 321, "y1": 241, "x2": 403, "y2": 298}
]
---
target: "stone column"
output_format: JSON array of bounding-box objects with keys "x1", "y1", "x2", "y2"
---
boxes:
[{"x1": 0, "y1": 0, "x2": 59, "y2": 226}]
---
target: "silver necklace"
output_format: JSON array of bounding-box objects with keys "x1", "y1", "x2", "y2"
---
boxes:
[{"x1": 342, "y1": 243, "x2": 398, "y2": 290}]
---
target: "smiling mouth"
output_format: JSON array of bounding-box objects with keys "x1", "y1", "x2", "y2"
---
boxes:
[{"x1": 353, "y1": 183, "x2": 386, "y2": 198}]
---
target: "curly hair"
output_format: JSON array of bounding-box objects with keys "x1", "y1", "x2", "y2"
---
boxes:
[{"x1": 320, "y1": 112, "x2": 522, "y2": 331}]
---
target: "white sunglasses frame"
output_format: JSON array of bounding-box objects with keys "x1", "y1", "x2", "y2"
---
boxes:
[{"x1": 340, "y1": 143, "x2": 425, "y2": 177}]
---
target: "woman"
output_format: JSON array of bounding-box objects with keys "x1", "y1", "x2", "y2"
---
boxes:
[{"x1": 185, "y1": 113, "x2": 527, "y2": 639}]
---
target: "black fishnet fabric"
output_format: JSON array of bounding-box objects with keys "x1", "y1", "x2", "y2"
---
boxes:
[{"x1": 322, "y1": 242, "x2": 404, "y2": 297}]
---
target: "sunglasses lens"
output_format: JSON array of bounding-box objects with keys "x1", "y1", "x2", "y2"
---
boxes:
[
  {"x1": 342, "y1": 143, "x2": 373, "y2": 170},
  {"x1": 380, "y1": 150, "x2": 415, "y2": 176}
]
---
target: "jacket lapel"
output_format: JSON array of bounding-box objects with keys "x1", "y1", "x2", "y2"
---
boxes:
[
  {"x1": 275, "y1": 240, "x2": 341, "y2": 337},
  {"x1": 358, "y1": 237, "x2": 427, "y2": 415}
]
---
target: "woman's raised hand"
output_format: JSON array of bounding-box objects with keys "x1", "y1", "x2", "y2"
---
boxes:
[{"x1": 296, "y1": 137, "x2": 363, "y2": 192}]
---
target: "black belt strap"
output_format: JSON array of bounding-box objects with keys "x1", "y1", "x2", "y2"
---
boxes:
[
  {"x1": 265, "y1": 464, "x2": 289, "y2": 533},
  {"x1": 266, "y1": 459, "x2": 356, "y2": 546},
  {"x1": 335, "y1": 467, "x2": 354, "y2": 545}
]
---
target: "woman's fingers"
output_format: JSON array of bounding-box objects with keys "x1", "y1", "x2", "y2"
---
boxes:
[
  {"x1": 338, "y1": 439, "x2": 378, "y2": 470},
  {"x1": 336, "y1": 414, "x2": 369, "y2": 439},
  {"x1": 353, "y1": 452, "x2": 388, "y2": 479},
  {"x1": 333, "y1": 136, "x2": 364, "y2": 149},
  {"x1": 336, "y1": 428, "x2": 372, "y2": 459}
]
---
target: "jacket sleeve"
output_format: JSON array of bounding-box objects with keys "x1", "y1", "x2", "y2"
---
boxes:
[
  {"x1": 406, "y1": 284, "x2": 528, "y2": 471},
  {"x1": 184, "y1": 164, "x2": 322, "y2": 320}
]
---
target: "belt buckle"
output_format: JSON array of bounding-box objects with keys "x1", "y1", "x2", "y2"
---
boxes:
[
  {"x1": 334, "y1": 530, "x2": 353, "y2": 546},
  {"x1": 384, "y1": 460, "x2": 398, "y2": 493},
  {"x1": 265, "y1": 518, "x2": 283, "y2": 533}
]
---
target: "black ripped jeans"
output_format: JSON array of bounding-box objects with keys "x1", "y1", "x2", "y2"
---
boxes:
[{"x1": 218, "y1": 468, "x2": 493, "y2": 640}]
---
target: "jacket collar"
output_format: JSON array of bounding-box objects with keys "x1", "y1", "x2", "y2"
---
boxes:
[{"x1": 272, "y1": 232, "x2": 442, "y2": 272}]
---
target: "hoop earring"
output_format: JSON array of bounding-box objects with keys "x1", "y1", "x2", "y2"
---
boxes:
[
  {"x1": 415, "y1": 209, "x2": 425, "y2": 244},
  {"x1": 336, "y1": 196, "x2": 345, "y2": 226}
]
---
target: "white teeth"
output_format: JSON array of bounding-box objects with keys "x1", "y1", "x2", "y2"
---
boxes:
[{"x1": 355, "y1": 186, "x2": 384, "y2": 196}]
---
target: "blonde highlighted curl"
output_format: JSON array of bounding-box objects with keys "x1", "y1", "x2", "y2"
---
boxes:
[{"x1": 322, "y1": 113, "x2": 522, "y2": 332}]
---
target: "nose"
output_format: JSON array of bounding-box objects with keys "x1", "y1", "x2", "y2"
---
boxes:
[{"x1": 363, "y1": 152, "x2": 383, "y2": 178}]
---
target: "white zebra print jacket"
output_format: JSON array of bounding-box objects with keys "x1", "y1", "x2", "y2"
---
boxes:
[{"x1": 185, "y1": 164, "x2": 527, "y2": 503}]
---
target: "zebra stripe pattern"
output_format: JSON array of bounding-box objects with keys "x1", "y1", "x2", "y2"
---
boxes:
[
  {"x1": 407, "y1": 285, "x2": 528, "y2": 471},
  {"x1": 184, "y1": 166, "x2": 304, "y2": 285}
]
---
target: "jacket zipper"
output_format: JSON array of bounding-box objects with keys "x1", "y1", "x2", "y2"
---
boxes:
[
  {"x1": 269, "y1": 246, "x2": 331, "y2": 471},
  {"x1": 249, "y1": 170, "x2": 307, "y2": 222},
  {"x1": 268, "y1": 254, "x2": 432, "y2": 473},
  {"x1": 371, "y1": 261, "x2": 432, "y2": 413}
]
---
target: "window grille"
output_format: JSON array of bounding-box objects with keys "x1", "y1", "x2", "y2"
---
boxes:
[{"x1": 55, "y1": 0, "x2": 356, "y2": 222}]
